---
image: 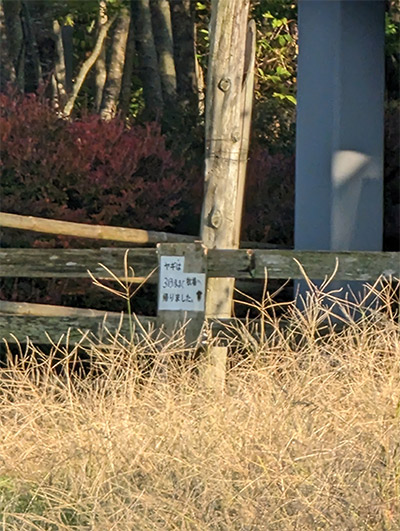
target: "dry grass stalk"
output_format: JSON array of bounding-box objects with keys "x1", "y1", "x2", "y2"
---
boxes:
[{"x1": 0, "y1": 277, "x2": 399, "y2": 529}]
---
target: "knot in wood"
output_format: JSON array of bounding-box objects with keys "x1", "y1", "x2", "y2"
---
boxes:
[
  {"x1": 218, "y1": 77, "x2": 231, "y2": 92},
  {"x1": 231, "y1": 131, "x2": 240, "y2": 143},
  {"x1": 210, "y1": 208, "x2": 222, "y2": 229}
]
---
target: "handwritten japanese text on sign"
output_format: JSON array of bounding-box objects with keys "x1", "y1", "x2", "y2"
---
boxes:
[{"x1": 158, "y1": 256, "x2": 205, "y2": 312}]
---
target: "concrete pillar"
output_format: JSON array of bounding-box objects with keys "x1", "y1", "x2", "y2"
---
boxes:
[{"x1": 294, "y1": 0, "x2": 385, "y2": 309}]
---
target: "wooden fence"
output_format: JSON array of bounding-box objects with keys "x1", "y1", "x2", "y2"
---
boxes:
[{"x1": 1, "y1": 242, "x2": 399, "y2": 344}]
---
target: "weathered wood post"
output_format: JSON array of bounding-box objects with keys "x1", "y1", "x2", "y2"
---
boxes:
[
  {"x1": 156, "y1": 242, "x2": 207, "y2": 351},
  {"x1": 200, "y1": 0, "x2": 255, "y2": 391}
]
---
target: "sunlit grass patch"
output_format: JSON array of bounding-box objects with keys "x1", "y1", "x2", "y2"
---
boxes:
[{"x1": 0, "y1": 277, "x2": 399, "y2": 530}]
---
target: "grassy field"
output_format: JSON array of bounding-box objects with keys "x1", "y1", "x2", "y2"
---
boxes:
[{"x1": 0, "y1": 279, "x2": 399, "y2": 530}]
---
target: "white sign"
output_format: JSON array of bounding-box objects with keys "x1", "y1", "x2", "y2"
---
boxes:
[{"x1": 158, "y1": 256, "x2": 205, "y2": 312}]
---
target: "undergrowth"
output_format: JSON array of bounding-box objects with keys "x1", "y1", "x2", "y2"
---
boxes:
[{"x1": 0, "y1": 278, "x2": 399, "y2": 530}]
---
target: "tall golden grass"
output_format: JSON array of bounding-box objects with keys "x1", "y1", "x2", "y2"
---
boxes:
[{"x1": 0, "y1": 277, "x2": 399, "y2": 530}]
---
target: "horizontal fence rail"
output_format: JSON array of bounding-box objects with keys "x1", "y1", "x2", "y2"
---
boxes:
[
  {"x1": 0, "y1": 248, "x2": 399, "y2": 280},
  {"x1": 1, "y1": 245, "x2": 399, "y2": 344},
  {"x1": 0, "y1": 211, "x2": 195, "y2": 244},
  {"x1": 0, "y1": 212, "x2": 284, "y2": 250},
  {"x1": 0, "y1": 301, "x2": 278, "y2": 345},
  {"x1": 0, "y1": 301, "x2": 156, "y2": 344}
]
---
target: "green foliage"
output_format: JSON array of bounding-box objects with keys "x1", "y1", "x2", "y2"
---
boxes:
[
  {"x1": 196, "y1": 2, "x2": 208, "y2": 11},
  {"x1": 194, "y1": 0, "x2": 211, "y2": 74},
  {"x1": 251, "y1": 1, "x2": 297, "y2": 149},
  {"x1": 385, "y1": 3, "x2": 400, "y2": 56},
  {"x1": 385, "y1": 4, "x2": 400, "y2": 100},
  {"x1": 192, "y1": 1, "x2": 298, "y2": 150},
  {"x1": 46, "y1": 0, "x2": 126, "y2": 24},
  {"x1": 0, "y1": 476, "x2": 47, "y2": 521},
  {"x1": 252, "y1": 1, "x2": 297, "y2": 101},
  {"x1": 0, "y1": 474, "x2": 85, "y2": 528}
]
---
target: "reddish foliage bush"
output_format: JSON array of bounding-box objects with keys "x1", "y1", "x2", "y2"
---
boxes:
[
  {"x1": 0, "y1": 91, "x2": 296, "y2": 311},
  {"x1": 0, "y1": 91, "x2": 296, "y2": 250},
  {"x1": 0, "y1": 92, "x2": 188, "y2": 247},
  {"x1": 242, "y1": 146, "x2": 294, "y2": 246}
]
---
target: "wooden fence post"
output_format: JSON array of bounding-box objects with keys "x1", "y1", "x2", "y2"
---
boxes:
[
  {"x1": 200, "y1": 0, "x2": 254, "y2": 392},
  {"x1": 156, "y1": 242, "x2": 207, "y2": 348}
]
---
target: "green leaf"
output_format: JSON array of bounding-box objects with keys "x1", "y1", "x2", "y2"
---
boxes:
[
  {"x1": 65, "y1": 13, "x2": 74, "y2": 26},
  {"x1": 272, "y1": 18, "x2": 283, "y2": 28},
  {"x1": 278, "y1": 35, "x2": 286, "y2": 47},
  {"x1": 266, "y1": 75, "x2": 282, "y2": 83},
  {"x1": 273, "y1": 92, "x2": 297, "y2": 105},
  {"x1": 276, "y1": 66, "x2": 290, "y2": 77},
  {"x1": 286, "y1": 95, "x2": 297, "y2": 105}
]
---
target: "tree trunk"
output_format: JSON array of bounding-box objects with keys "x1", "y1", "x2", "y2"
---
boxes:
[
  {"x1": 2, "y1": 0, "x2": 24, "y2": 90},
  {"x1": 21, "y1": 1, "x2": 42, "y2": 90},
  {"x1": 52, "y1": 19, "x2": 68, "y2": 109},
  {"x1": 95, "y1": 47, "x2": 106, "y2": 111},
  {"x1": 0, "y1": 0, "x2": 16, "y2": 88},
  {"x1": 194, "y1": 20, "x2": 205, "y2": 115},
  {"x1": 200, "y1": 1, "x2": 253, "y2": 392},
  {"x1": 132, "y1": 0, "x2": 163, "y2": 119},
  {"x1": 63, "y1": 14, "x2": 116, "y2": 118},
  {"x1": 150, "y1": 0, "x2": 177, "y2": 103},
  {"x1": 119, "y1": 12, "x2": 136, "y2": 118},
  {"x1": 61, "y1": 24, "x2": 73, "y2": 93},
  {"x1": 100, "y1": 5, "x2": 130, "y2": 120},
  {"x1": 94, "y1": 0, "x2": 108, "y2": 112},
  {"x1": 169, "y1": 0, "x2": 197, "y2": 110}
]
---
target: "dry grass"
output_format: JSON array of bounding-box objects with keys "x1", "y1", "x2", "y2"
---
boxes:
[{"x1": 0, "y1": 278, "x2": 399, "y2": 530}]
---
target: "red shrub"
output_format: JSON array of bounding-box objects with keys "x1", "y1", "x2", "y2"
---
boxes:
[
  {"x1": 242, "y1": 146, "x2": 294, "y2": 246},
  {"x1": 0, "y1": 92, "x2": 188, "y2": 247},
  {"x1": 0, "y1": 92, "x2": 296, "y2": 309},
  {"x1": 0, "y1": 90, "x2": 296, "y2": 252}
]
